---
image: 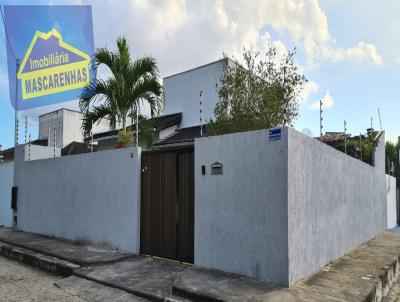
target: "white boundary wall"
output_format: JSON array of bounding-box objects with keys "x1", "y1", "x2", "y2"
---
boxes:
[
  {"x1": 0, "y1": 161, "x2": 13, "y2": 226},
  {"x1": 195, "y1": 129, "x2": 289, "y2": 285},
  {"x1": 14, "y1": 145, "x2": 141, "y2": 253},
  {"x1": 387, "y1": 175, "x2": 397, "y2": 229},
  {"x1": 287, "y1": 127, "x2": 386, "y2": 285},
  {"x1": 195, "y1": 127, "x2": 387, "y2": 286}
]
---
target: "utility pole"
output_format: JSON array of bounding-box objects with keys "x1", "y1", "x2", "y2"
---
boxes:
[
  {"x1": 28, "y1": 134, "x2": 31, "y2": 161},
  {"x1": 344, "y1": 120, "x2": 347, "y2": 154},
  {"x1": 14, "y1": 59, "x2": 20, "y2": 147},
  {"x1": 320, "y1": 100, "x2": 323, "y2": 142},
  {"x1": 24, "y1": 115, "x2": 27, "y2": 143},
  {"x1": 53, "y1": 127, "x2": 56, "y2": 158},
  {"x1": 200, "y1": 90, "x2": 203, "y2": 138},
  {"x1": 378, "y1": 108, "x2": 383, "y2": 131},
  {"x1": 90, "y1": 120, "x2": 93, "y2": 153},
  {"x1": 136, "y1": 106, "x2": 139, "y2": 147}
]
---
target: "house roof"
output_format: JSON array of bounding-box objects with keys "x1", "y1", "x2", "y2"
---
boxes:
[
  {"x1": 163, "y1": 58, "x2": 227, "y2": 80},
  {"x1": 318, "y1": 132, "x2": 351, "y2": 143},
  {"x1": 39, "y1": 108, "x2": 82, "y2": 118},
  {"x1": 1, "y1": 138, "x2": 48, "y2": 161},
  {"x1": 61, "y1": 141, "x2": 95, "y2": 156},
  {"x1": 89, "y1": 112, "x2": 182, "y2": 141},
  {"x1": 155, "y1": 125, "x2": 207, "y2": 146}
]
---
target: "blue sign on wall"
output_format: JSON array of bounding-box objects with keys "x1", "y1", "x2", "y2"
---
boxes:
[
  {"x1": 269, "y1": 128, "x2": 282, "y2": 141},
  {"x1": 4, "y1": 5, "x2": 95, "y2": 110}
]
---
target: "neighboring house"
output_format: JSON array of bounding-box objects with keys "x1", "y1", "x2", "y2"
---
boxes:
[
  {"x1": 39, "y1": 108, "x2": 109, "y2": 148},
  {"x1": 163, "y1": 58, "x2": 232, "y2": 129},
  {"x1": 87, "y1": 59, "x2": 231, "y2": 150},
  {"x1": 88, "y1": 112, "x2": 182, "y2": 150}
]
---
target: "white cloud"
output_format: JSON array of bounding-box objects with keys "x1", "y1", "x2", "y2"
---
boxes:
[
  {"x1": 299, "y1": 80, "x2": 319, "y2": 104},
  {"x1": 20, "y1": 0, "x2": 381, "y2": 119},
  {"x1": 322, "y1": 42, "x2": 383, "y2": 65},
  {"x1": 255, "y1": 0, "x2": 382, "y2": 66},
  {"x1": 72, "y1": 0, "x2": 383, "y2": 78},
  {"x1": 310, "y1": 90, "x2": 334, "y2": 110}
]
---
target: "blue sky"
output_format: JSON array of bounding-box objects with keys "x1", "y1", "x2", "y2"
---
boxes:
[{"x1": 0, "y1": 0, "x2": 399, "y2": 149}]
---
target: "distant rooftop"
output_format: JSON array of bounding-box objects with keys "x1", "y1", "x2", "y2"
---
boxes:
[
  {"x1": 88, "y1": 112, "x2": 183, "y2": 141},
  {"x1": 155, "y1": 125, "x2": 207, "y2": 146}
]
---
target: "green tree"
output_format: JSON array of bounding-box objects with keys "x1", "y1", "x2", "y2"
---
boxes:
[
  {"x1": 386, "y1": 141, "x2": 400, "y2": 176},
  {"x1": 80, "y1": 37, "x2": 163, "y2": 147},
  {"x1": 208, "y1": 47, "x2": 307, "y2": 135}
]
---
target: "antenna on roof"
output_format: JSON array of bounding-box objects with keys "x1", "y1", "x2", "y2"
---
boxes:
[
  {"x1": 344, "y1": 120, "x2": 347, "y2": 154},
  {"x1": 200, "y1": 90, "x2": 203, "y2": 138},
  {"x1": 301, "y1": 128, "x2": 314, "y2": 137},
  {"x1": 24, "y1": 115, "x2": 27, "y2": 143},
  {"x1": 378, "y1": 108, "x2": 383, "y2": 131},
  {"x1": 90, "y1": 120, "x2": 93, "y2": 153},
  {"x1": 319, "y1": 100, "x2": 324, "y2": 142}
]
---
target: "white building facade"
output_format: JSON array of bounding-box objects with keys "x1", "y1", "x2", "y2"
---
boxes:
[{"x1": 163, "y1": 59, "x2": 233, "y2": 128}]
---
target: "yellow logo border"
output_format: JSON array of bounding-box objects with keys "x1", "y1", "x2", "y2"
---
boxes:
[{"x1": 17, "y1": 28, "x2": 90, "y2": 77}]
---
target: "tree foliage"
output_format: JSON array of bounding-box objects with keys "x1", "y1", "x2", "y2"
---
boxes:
[
  {"x1": 386, "y1": 140, "x2": 400, "y2": 176},
  {"x1": 208, "y1": 47, "x2": 307, "y2": 135},
  {"x1": 346, "y1": 132, "x2": 379, "y2": 165},
  {"x1": 80, "y1": 36, "x2": 163, "y2": 147}
]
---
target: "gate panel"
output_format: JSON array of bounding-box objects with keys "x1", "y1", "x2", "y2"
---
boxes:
[
  {"x1": 141, "y1": 152, "x2": 177, "y2": 259},
  {"x1": 140, "y1": 148, "x2": 194, "y2": 262},
  {"x1": 177, "y1": 151, "x2": 194, "y2": 262}
]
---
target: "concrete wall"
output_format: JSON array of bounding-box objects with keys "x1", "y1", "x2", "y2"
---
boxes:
[
  {"x1": 195, "y1": 127, "x2": 387, "y2": 286},
  {"x1": 0, "y1": 161, "x2": 13, "y2": 226},
  {"x1": 39, "y1": 109, "x2": 110, "y2": 148},
  {"x1": 14, "y1": 146, "x2": 141, "y2": 253},
  {"x1": 163, "y1": 60, "x2": 225, "y2": 128},
  {"x1": 39, "y1": 109, "x2": 64, "y2": 148},
  {"x1": 25, "y1": 144, "x2": 61, "y2": 161},
  {"x1": 287, "y1": 127, "x2": 387, "y2": 285},
  {"x1": 387, "y1": 175, "x2": 397, "y2": 229},
  {"x1": 194, "y1": 129, "x2": 289, "y2": 285}
]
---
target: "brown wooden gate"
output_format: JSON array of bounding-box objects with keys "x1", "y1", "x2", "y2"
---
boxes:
[{"x1": 140, "y1": 147, "x2": 194, "y2": 263}]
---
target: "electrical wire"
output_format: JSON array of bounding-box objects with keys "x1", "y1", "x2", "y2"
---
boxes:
[{"x1": 0, "y1": 5, "x2": 17, "y2": 60}]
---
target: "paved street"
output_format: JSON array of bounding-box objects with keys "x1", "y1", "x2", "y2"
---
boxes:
[{"x1": 0, "y1": 257, "x2": 145, "y2": 302}]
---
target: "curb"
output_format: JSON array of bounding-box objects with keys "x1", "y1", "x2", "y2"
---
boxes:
[
  {"x1": 172, "y1": 286, "x2": 224, "y2": 302},
  {"x1": 73, "y1": 270, "x2": 165, "y2": 302},
  {"x1": 171, "y1": 256, "x2": 400, "y2": 302},
  {"x1": 372, "y1": 256, "x2": 400, "y2": 301},
  {"x1": 0, "y1": 242, "x2": 80, "y2": 276},
  {"x1": 0, "y1": 237, "x2": 133, "y2": 267}
]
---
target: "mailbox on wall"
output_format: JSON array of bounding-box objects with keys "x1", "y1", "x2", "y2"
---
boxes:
[{"x1": 211, "y1": 162, "x2": 223, "y2": 175}]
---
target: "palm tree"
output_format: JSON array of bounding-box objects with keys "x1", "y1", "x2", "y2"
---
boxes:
[{"x1": 80, "y1": 37, "x2": 163, "y2": 147}]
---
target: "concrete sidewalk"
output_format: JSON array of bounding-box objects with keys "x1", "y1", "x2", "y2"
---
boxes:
[
  {"x1": 1, "y1": 227, "x2": 400, "y2": 301},
  {"x1": 74, "y1": 231, "x2": 400, "y2": 301},
  {"x1": 0, "y1": 228, "x2": 133, "y2": 265}
]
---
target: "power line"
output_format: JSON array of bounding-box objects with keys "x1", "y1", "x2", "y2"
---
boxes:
[{"x1": 0, "y1": 5, "x2": 17, "y2": 60}]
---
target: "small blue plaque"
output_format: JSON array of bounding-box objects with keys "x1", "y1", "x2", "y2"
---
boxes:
[{"x1": 269, "y1": 128, "x2": 281, "y2": 141}]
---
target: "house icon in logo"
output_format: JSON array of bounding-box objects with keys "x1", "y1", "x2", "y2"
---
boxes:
[{"x1": 17, "y1": 28, "x2": 91, "y2": 100}]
